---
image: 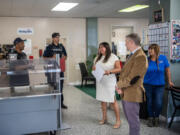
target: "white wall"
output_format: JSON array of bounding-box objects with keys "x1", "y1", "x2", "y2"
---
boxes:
[
  {"x1": 0, "y1": 17, "x2": 86, "y2": 83},
  {"x1": 98, "y1": 18, "x2": 149, "y2": 44}
]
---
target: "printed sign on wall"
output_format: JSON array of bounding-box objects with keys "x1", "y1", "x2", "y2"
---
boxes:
[
  {"x1": 17, "y1": 28, "x2": 34, "y2": 35},
  {"x1": 171, "y1": 20, "x2": 180, "y2": 62},
  {"x1": 23, "y1": 39, "x2": 32, "y2": 55}
]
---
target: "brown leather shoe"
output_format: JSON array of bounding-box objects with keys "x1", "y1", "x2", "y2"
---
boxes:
[
  {"x1": 61, "y1": 104, "x2": 68, "y2": 109},
  {"x1": 154, "y1": 117, "x2": 159, "y2": 127},
  {"x1": 147, "y1": 117, "x2": 154, "y2": 127}
]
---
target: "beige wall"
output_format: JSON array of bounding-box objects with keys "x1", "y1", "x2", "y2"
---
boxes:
[
  {"x1": 0, "y1": 17, "x2": 86, "y2": 84},
  {"x1": 0, "y1": 17, "x2": 148, "y2": 84},
  {"x1": 98, "y1": 18, "x2": 149, "y2": 44}
]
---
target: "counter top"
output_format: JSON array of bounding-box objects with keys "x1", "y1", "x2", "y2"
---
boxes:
[{"x1": 0, "y1": 85, "x2": 61, "y2": 100}]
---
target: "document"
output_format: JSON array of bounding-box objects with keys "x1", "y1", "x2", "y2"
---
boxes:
[{"x1": 92, "y1": 63, "x2": 105, "y2": 82}]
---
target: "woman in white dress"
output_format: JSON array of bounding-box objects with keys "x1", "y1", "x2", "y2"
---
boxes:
[{"x1": 93, "y1": 42, "x2": 121, "y2": 128}]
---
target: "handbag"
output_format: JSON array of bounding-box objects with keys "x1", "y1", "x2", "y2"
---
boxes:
[{"x1": 139, "y1": 91, "x2": 148, "y2": 119}]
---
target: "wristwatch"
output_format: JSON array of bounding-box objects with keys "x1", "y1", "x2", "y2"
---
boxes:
[{"x1": 110, "y1": 71, "x2": 112, "y2": 74}]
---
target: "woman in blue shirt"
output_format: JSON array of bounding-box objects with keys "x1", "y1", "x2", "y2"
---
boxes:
[{"x1": 144, "y1": 44, "x2": 174, "y2": 127}]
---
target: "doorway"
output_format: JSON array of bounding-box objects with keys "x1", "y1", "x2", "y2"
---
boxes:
[{"x1": 111, "y1": 26, "x2": 133, "y2": 61}]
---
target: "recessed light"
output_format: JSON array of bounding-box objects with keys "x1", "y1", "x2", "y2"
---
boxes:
[
  {"x1": 52, "y1": 2, "x2": 79, "y2": 11},
  {"x1": 119, "y1": 5, "x2": 149, "y2": 12}
]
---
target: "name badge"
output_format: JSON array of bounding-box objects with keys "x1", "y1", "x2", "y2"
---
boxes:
[{"x1": 52, "y1": 48, "x2": 62, "y2": 52}]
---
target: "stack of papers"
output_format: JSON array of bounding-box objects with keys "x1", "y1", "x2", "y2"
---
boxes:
[{"x1": 92, "y1": 63, "x2": 105, "y2": 82}]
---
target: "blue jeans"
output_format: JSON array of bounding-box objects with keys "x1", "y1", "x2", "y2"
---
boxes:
[{"x1": 144, "y1": 84, "x2": 165, "y2": 117}]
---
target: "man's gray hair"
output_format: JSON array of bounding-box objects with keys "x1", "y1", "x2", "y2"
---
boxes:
[{"x1": 126, "y1": 33, "x2": 141, "y2": 46}]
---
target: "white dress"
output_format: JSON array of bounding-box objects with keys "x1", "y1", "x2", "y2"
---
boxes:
[{"x1": 95, "y1": 54, "x2": 119, "y2": 103}]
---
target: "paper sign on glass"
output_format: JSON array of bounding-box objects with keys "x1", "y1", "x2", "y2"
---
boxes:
[{"x1": 92, "y1": 63, "x2": 105, "y2": 82}]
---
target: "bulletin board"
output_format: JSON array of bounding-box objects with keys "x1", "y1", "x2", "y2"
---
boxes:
[
  {"x1": 170, "y1": 20, "x2": 180, "y2": 62},
  {"x1": 148, "y1": 22, "x2": 169, "y2": 58}
]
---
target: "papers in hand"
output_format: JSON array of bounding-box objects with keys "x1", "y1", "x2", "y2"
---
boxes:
[{"x1": 92, "y1": 63, "x2": 105, "y2": 82}]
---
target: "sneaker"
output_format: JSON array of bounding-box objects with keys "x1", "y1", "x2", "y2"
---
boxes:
[
  {"x1": 147, "y1": 117, "x2": 154, "y2": 127},
  {"x1": 154, "y1": 117, "x2": 159, "y2": 127},
  {"x1": 61, "y1": 104, "x2": 68, "y2": 109}
]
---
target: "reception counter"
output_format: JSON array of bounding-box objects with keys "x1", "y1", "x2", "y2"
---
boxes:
[{"x1": 0, "y1": 59, "x2": 62, "y2": 135}]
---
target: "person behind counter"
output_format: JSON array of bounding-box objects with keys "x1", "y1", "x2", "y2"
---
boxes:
[
  {"x1": 43, "y1": 32, "x2": 68, "y2": 109},
  {"x1": 143, "y1": 44, "x2": 174, "y2": 127},
  {"x1": 9, "y1": 37, "x2": 30, "y2": 88}
]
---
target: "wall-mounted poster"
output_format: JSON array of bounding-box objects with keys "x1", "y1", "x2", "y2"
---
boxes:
[
  {"x1": 148, "y1": 22, "x2": 169, "y2": 58},
  {"x1": 171, "y1": 20, "x2": 180, "y2": 62},
  {"x1": 154, "y1": 8, "x2": 164, "y2": 23},
  {"x1": 23, "y1": 39, "x2": 32, "y2": 55}
]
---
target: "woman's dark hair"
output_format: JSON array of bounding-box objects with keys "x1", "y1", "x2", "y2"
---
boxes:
[
  {"x1": 148, "y1": 44, "x2": 160, "y2": 70},
  {"x1": 95, "y1": 42, "x2": 111, "y2": 63}
]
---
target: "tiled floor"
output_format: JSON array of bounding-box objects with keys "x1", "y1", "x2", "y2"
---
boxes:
[{"x1": 56, "y1": 85, "x2": 180, "y2": 135}]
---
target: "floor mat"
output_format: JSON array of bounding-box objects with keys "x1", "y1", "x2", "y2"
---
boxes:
[{"x1": 74, "y1": 85, "x2": 120, "y2": 100}]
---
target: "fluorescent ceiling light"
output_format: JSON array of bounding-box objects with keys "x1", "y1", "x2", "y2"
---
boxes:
[
  {"x1": 52, "y1": 2, "x2": 79, "y2": 11},
  {"x1": 119, "y1": 5, "x2": 149, "y2": 12}
]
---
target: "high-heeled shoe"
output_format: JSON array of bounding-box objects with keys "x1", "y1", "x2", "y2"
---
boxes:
[
  {"x1": 113, "y1": 121, "x2": 121, "y2": 129},
  {"x1": 99, "y1": 119, "x2": 107, "y2": 125}
]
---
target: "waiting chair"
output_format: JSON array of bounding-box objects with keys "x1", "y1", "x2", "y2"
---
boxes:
[
  {"x1": 78, "y1": 62, "x2": 95, "y2": 87},
  {"x1": 166, "y1": 86, "x2": 180, "y2": 128}
]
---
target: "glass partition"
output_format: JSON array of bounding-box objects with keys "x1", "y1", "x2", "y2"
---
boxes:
[{"x1": 0, "y1": 59, "x2": 61, "y2": 99}]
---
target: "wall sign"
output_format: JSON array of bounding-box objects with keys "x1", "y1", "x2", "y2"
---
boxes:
[
  {"x1": 154, "y1": 8, "x2": 164, "y2": 23},
  {"x1": 17, "y1": 28, "x2": 34, "y2": 35}
]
